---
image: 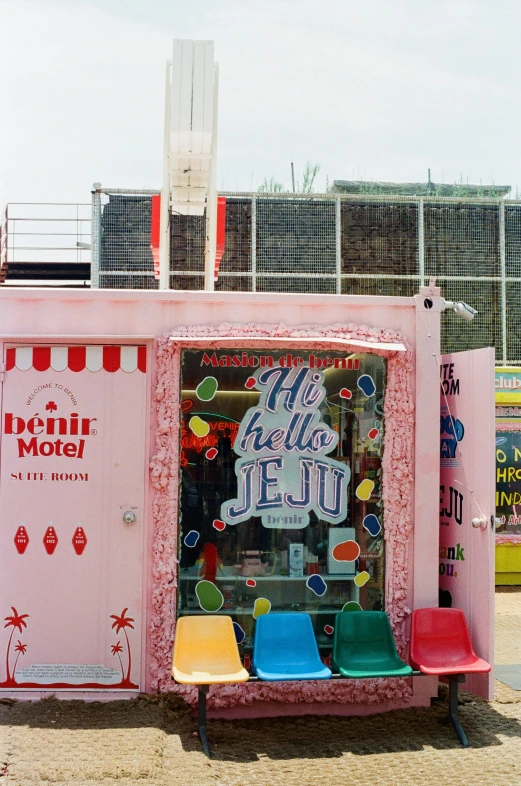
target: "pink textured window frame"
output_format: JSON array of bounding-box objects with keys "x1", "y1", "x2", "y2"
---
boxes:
[{"x1": 150, "y1": 322, "x2": 414, "y2": 708}]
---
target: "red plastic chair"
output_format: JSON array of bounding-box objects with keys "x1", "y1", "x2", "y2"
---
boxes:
[{"x1": 410, "y1": 608, "x2": 491, "y2": 747}]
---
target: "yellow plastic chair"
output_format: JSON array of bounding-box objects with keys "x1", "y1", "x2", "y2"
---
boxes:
[{"x1": 172, "y1": 615, "x2": 249, "y2": 756}]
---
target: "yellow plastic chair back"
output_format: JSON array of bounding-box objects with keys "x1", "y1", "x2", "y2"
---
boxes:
[{"x1": 172, "y1": 615, "x2": 250, "y2": 684}]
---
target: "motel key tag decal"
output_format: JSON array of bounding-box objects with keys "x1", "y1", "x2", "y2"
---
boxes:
[
  {"x1": 14, "y1": 524, "x2": 29, "y2": 554},
  {"x1": 43, "y1": 524, "x2": 58, "y2": 555},
  {"x1": 72, "y1": 525, "x2": 87, "y2": 555}
]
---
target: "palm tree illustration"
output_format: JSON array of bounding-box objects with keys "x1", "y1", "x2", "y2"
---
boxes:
[
  {"x1": 110, "y1": 609, "x2": 135, "y2": 687},
  {"x1": 13, "y1": 641, "x2": 28, "y2": 678},
  {"x1": 3, "y1": 608, "x2": 29, "y2": 686},
  {"x1": 111, "y1": 641, "x2": 124, "y2": 681}
]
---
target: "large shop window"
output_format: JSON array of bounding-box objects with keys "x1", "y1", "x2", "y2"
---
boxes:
[{"x1": 178, "y1": 349, "x2": 385, "y2": 656}]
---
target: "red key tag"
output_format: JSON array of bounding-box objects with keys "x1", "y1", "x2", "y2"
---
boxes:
[
  {"x1": 14, "y1": 525, "x2": 29, "y2": 554},
  {"x1": 43, "y1": 525, "x2": 58, "y2": 555},
  {"x1": 72, "y1": 526, "x2": 87, "y2": 555}
]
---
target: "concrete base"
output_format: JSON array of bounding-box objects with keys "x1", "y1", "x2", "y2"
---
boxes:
[{"x1": 207, "y1": 696, "x2": 432, "y2": 720}]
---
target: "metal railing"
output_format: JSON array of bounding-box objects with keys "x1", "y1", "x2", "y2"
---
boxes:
[
  {"x1": 2, "y1": 190, "x2": 520, "y2": 365},
  {"x1": 0, "y1": 203, "x2": 91, "y2": 287},
  {"x1": 92, "y1": 187, "x2": 521, "y2": 364}
]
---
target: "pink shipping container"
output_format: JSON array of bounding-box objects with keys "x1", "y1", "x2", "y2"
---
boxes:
[{"x1": 0, "y1": 284, "x2": 495, "y2": 717}]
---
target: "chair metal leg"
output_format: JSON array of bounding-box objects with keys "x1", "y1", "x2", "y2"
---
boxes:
[
  {"x1": 443, "y1": 675, "x2": 469, "y2": 747},
  {"x1": 197, "y1": 685, "x2": 211, "y2": 757}
]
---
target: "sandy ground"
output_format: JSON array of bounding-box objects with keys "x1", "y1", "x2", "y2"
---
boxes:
[{"x1": 1, "y1": 589, "x2": 520, "y2": 786}]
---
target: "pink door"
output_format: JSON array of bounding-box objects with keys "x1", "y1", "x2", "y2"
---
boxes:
[
  {"x1": 439, "y1": 348, "x2": 495, "y2": 699},
  {"x1": 0, "y1": 345, "x2": 147, "y2": 691}
]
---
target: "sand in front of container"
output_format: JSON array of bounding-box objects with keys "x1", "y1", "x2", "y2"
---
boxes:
[{"x1": 1, "y1": 589, "x2": 520, "y2": 786}]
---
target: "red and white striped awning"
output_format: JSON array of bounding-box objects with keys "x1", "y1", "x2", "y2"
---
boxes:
[{"x1": 5, "y1": 346, "x2": 147, "y2": 373}]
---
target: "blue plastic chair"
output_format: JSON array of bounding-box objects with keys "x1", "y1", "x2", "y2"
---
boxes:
[{"x1": 253, "y1": 612, "x2": 332, "y2": 681}]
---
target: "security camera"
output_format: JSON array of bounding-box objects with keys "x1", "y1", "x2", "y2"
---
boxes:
[
  {"x1": 453, "y1": 302, "x2": 477, "y2": 322},
  {"x1": 441, "y1": 299, "x2": 477, "y2": 322}
]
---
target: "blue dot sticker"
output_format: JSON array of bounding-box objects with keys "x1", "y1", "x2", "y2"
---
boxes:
[
  {"x1": 357, "y1": 375, "x2": 376, "y2": 397},
  {"x1": 363, "y1": 514, "x2": 381, "y2": 537},
  {"x1": 306, "y1": 574, "x2": 327, "y2": 596},
  {"x1": 183, "y1": 530, "x2": 199, "y2": 548},
  {"x1": 233, "y1": 622, "x2": 246, "y2": 644}
]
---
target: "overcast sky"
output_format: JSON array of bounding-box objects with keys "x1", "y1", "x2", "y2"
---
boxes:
[{"x1": 1, "y1": 0, "x2": 519, "y2": 207}]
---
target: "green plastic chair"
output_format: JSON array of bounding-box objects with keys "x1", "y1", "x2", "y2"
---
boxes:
[{"x1": 333, "y1": 611, "x2": 413, "y2": 678}]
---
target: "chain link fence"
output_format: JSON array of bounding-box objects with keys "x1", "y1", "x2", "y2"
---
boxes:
[{"x1": 92, "y1": 188, "x2": 521, "y2": 364}]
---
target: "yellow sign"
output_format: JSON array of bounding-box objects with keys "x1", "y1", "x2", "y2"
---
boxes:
[{"x1": 495, "y1": 367, "x2": 521, "y2": 405}]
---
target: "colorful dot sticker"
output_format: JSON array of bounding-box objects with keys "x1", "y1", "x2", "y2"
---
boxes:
[
  {"x1": 357, "y1": 375, "x2": 376, "y2": 397},
  {"x1": 213, "y1": 519, "x2": 226, "y2": 531},
  {"x1": 339, "y1": 388, "x2": 352, "y2": 400},
  {"x1": 196, "y1": 376, "x2": 218, "y2": 402},
  {"x1": 332, "y1": 540, "x2": 360, "y2": 562},
  {"x1": 306, "y1": 574, "x2": 327, "y2": 596},
  {"x1": 324, "y1": 625, "x2": 334, "y2": 635},
  {"x1": 342, "y1": 601, "x2": 363, "y2": 612},
  {"x1": 354, "y1": 571, "x2": 371, "y2": 587},
  {"x1": 368, "y1": 427, "x2": 380, "y2": 440},
  {"x1": 356, "y1": 479, "x2": 375, "y2": 501},
  {"x1": 253, "y1": 597, "x2": 271, "y2": 619},
  {"x1": 183, "y1": 530, "x2": 200, "y2": 548},
  {"x1": 246, "y1": 578, "x2": 257, "y2": 587},
  {"x1": 195, "y1": 580, "x2": 224, "y2": 612},
  {"x1": 205, "y1": 447, "x2": 218, "y2": 460},
  {"x1": 245, "y1": 377, "x2": 256, "y2": 389},
  {"x1": 233, "y1": 622, "x2": 246, "y2": 644},
  {"x1": 189, "y1": 416, "x2": 210, "y2": 437},
  {"x1": 363, "y1": 514, "x2": 381, "y2": 537}
]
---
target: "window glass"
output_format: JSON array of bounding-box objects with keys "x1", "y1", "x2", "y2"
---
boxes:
[
  {"x1": 495, "y1": 431, "x2": 521, "y2": 534},
  {"x1": 178, "y1": 349, "x2": 386, "y2": 657}
]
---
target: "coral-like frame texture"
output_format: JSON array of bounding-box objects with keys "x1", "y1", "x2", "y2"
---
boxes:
[{"x1": 150, "y1": 322, "x2": 414, "y2": 708}]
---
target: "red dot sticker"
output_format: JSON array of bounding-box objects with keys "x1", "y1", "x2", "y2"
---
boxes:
[
  {"x1": 368, "y1": 428, "x2": 380, "y2": 440},
  {"x1": 332, "y1": 540, "x2": 360, "y2": 562},
  {"x1": 246, "y1": 578, "x2": 257, "y2": 587},
  {"x1": 213, "y1": 519, "x2": 226, "y2": 531},
  {"x1": 324, "y1": 625, "x2": 334, "y2": 635},
  {"x1": 339, "y1": 388, "x2": 352, "y2": 400},
  {"x1": 205, "y1": 447, "x2": 218, "y2": 460},
  {"x1": 245, "y1": 377, "x2": 256, "y2": 389}
]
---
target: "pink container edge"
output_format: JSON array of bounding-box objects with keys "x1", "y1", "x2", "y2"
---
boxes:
[{"x1": 0, "y1": 286, "x2": 445, "y2": 715}]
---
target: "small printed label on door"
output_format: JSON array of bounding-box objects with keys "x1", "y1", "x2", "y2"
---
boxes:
[{"x1": 15, "y1": 663, "x2": 121, "y2": 685}]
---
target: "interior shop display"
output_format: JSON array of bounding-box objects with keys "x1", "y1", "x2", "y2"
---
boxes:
[{"x1": 178, "y1": 349, "x2": 386, "y2": 655}]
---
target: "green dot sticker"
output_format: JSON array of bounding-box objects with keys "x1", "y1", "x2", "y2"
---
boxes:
[
  {"x1": 342, "y1": 601, "x2": 363, "y2": 612},
  {"x1": 196, "y1": 376, "x2": 218, "y2": 402},
  {"x1": 189, "y1": 416, "x2": 210, "y2": 438},
  {"x1": 195, "y1": 580, "x2": 224, "y2": 612},
  {"x1": 253, "y1": 597, "x2": 271, "y2": 619}
]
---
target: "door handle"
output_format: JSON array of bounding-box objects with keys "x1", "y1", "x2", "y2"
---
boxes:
[{"x1": 471, "y1": 516, "x2": 487, "y2": 530}]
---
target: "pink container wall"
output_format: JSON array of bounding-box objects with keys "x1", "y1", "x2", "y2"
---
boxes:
[{"x1": 0, "y1": 286, "x2": 442, "y2": 714}]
